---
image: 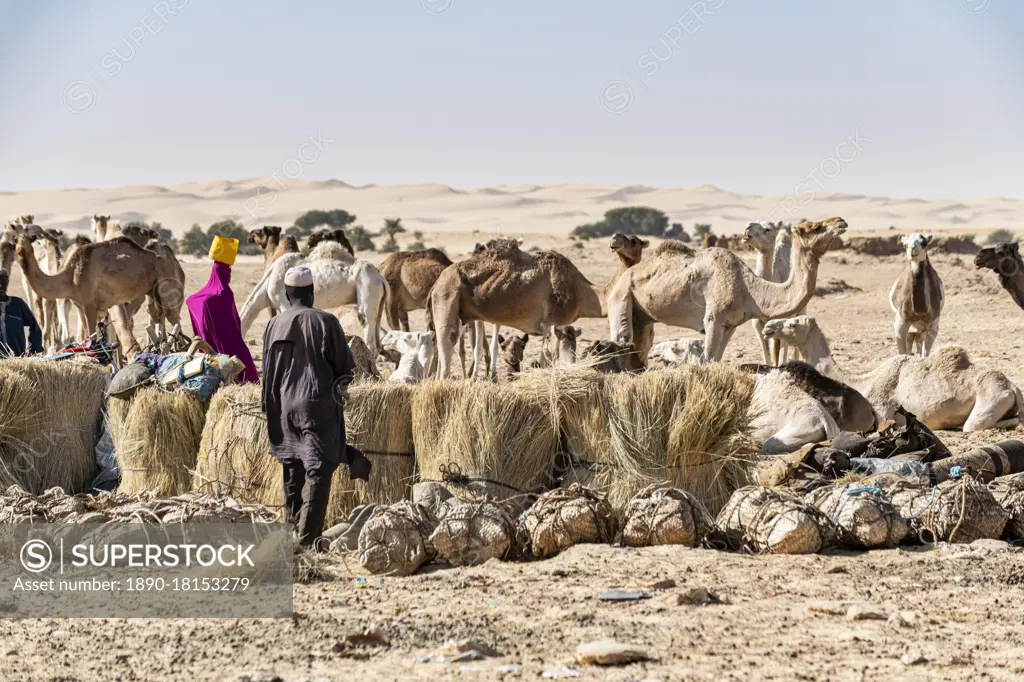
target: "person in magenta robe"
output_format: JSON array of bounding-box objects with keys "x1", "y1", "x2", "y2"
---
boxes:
[{"x1": 185, "y1": 236, "x2": 259, "y2": 384}]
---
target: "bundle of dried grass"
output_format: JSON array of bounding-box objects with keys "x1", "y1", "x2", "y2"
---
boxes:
[
  {"x1": 194, "y1": 382, "x2": 415, "y2": 526},
  {"x1": 807, "y1": 484, "x2": 908, "y2": 549},
  {"x1": 0, "y1": 359, "x2": 107, "y2": 493},
  {"x1": 193, "y1": 384, "x2": 280, "y2": 506},
  {"x1": 891, "y1": 476, "x2": 1008, "y2": 543},
  {"x1": 109, "y1": 386, "x2": 206, "y2": 496},
  {"x1": 621, "y1": 485, "x2": 711, "y2": 548},
  {"x1": 429, "y1": 499, "x2": 515, "y2": 566},
  {"x1": 555, "y1": 365, "x2": 756, "y2": 516},
  {"x1": 358, "y1": 501, "x2": 437, "y2": 575},
  {"x1": 518, "y1": 484, "x2": 616, "y2": 559},
  {"x1": 412, "y1": 376, "x2": 559, "y2": 499},
  {"x1": 336, "y1": 381, "x2": 416, "y2": 519},
  {"x1": 715, "y1": 486, "x2": 834, "y2": 555}
]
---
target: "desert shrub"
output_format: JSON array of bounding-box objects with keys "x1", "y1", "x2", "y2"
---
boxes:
[
  {"x1": 571, "y1": 207, "x2": 669, "y2": 240},
  {"x1": 987, "y1": 229, "x2": 1015, "y2": 245}
]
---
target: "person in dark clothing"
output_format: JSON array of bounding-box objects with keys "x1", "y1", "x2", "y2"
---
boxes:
[
  {"x1": 262, "y1": 266, "x2": 362, "y2": 548},
  {"x1": 0, "y1": 269, "x2": 43, "y2": 357}
]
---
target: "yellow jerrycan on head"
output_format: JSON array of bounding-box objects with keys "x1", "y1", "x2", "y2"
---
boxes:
[{"x1": 209, "y1": 235, "x2": 239, "y2": 265}]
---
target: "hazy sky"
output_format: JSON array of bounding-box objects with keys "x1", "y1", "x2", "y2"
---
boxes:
[{"x1": 0, "y1": 0, "x2": 1020, "y2": 198}]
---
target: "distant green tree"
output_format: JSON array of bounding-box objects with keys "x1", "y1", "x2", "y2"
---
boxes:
[
  {"x1": 381, "y1": 218, "x2": 406, "y2": 250},
  {"x1": 570, "y1": 206, "x2": 669, "y2": 240},
  {"x1": 179, "y1": 224, "x2": 211, "y2": 256},
  {"x1": 987, "y1": 229, "x2": 1015, "y2": 244},
  {"x1": 293, "y1": 209, "x2": 356, "y2": 236},
  {"x1": 207, "y1": 220, "x2": 262, "y2": 256},
  {"x1": 124, "y1": 220, "x2": 177, "y2": 250},
  {"x1": 693, "y1": 223, "x2": 713, "y2": 238},
  {"x1": 346, "y1": 225, "x2": 376, "y2": 251}
]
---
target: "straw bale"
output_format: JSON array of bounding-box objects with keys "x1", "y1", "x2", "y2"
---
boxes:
[
  {"x1": 621, "y1": 485, "x2": 711, "y2": 548},
  {"x1": 358, "y1": 501, "x2": 437, "y2": 575},
  {"x1": 807, "y1": 484, "x2": 908, "y2": 549},
  {"x1": 109, "y1": 386, "x2": 206, "y2": 496},
  {"x1": 518, "y1": 484, "x2": 616, "y2": 559},
  {"x1": 0, "y1": 358, "x2": 107, "y2": 493},
  {"x1": 891, "y1": 476, "x2": 1008, "y2": 543},
  {"x1": 716, "y1": 486, "x2": 835, "y2": 554},
  {"x1": 429, "y1": 499, "x2": 515, "y2": 566},
  {"x1": 412, "y1": 376, "x2": 559, "y2": 500},
  {"x1": 556, "y1": 365, "x2": 756, "y2": 516}
]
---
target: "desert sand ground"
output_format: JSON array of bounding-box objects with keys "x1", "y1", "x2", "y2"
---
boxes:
[{"x1": 3, "y1": 230, "x2": 1024, "y2": 681}]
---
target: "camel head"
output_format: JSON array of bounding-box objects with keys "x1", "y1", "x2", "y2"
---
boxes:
[
  {"x1": 382, "y1": 329, "x2": 435, "y2": 355},
  {"x1": 552, "y1": 325, "x2": 580, "y2": 364},
  {"x1": 648, "y1": 338, "x2": 705, "y2": 365},
  {"x1": 0, "y1": 233, "x2": 15, "y2": 271},
  {"x1": 900, "y1": 233, "x2": 932, "y2": 262},
  {"x1": 581, "y1": 340, "x2": 645, "y2": 374},
  {"x1": 762, "y1": 315, "x2": 816, "y2": 347},
  {"x1": 975, "y1": 242, "x2": 1020, "y2": 276},
  {"x1": 248, "y1": 225, "x2": 282, "y2": 247},
  {"x1": 15, "y1": 234, "x2": 37, "y2": 264},
  {"x1": 741, "y1": 222, "x2": 779, "y2": 253},
  {"x1": 794, "y1": 217, "x2": 847, "y2": 256},
  {"x1": 307, "y1": 228, "x2": 354, "y2": 256},
  {"x1": 481, "y1": 237, "x2": 524, "y2": 258},
  {"x1": 91, "y1": 215, "x2": 110, "y2": 236},
  {"x1": 121, "y1": 224, "x2": 149, "y2": 247},
  {"x1": 74, "y1": 234, "x2": 93, "y2": 247},
  {"x1": 609, "y1": 233, "x2": 648, "y2": 263},
  {"x1": 15, "y1": 215, "x2": 35, "y2": 226},
  {"x1": 499, "y1": 332, "x2": 529, "y2": 370}
]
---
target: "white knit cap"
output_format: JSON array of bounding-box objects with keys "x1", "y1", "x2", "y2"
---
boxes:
[{"x1": 284, "y1": 266, "x2": 314, "y2": 287}]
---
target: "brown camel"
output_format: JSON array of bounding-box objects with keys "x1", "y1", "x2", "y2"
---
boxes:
[
  {"x1": 306, "y1": 228, "x2": 354, "y2": 255},
  {"x1": 430, "y1": 233, "x2": 646, "y2": 378},
  {"x1": 123, "y1": 225, "x2": 186, "y2": 344},
  {"x1": 380, "y1": 248, "x2": 454, "y2": 331},
  {"x1": 976, "y1": 242, "x2": 1024, "y2": 311},
  {"x1": 889, "y1": 234, "x2": 944, "y2": 356},
  {"x1": 17, "y1": 235, "x2": 181, "y2": 356},
  {"x1": 248, "y1": 226, "x2": 300, "y2": 270},
  {"x1": 607, "y1": 218, "x2": 846, "y2": 363}
]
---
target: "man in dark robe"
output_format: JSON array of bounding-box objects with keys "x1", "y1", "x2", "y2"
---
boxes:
[
  {"x1": 0, "y1": 269, "x2": 42, "y2": 357},
  {"x1": 261, "y1": 266, "x2": 362, "y2": 548}
]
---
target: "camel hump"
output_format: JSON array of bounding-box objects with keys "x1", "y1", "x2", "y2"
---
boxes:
[
  {"x1": 924, "y1": 345, "x2": 972, "y2": 372},
  {"x1": 654, "y1": 240, "x2": 696, "y2": 258}
]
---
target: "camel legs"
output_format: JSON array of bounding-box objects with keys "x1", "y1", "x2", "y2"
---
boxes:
[
  {"x1": 761, "y1": 420, "x2": 834, "y2": 455},
  {"x1": 894, "y1": 316, "x2": 912, "y2": 355},
  {"x1": 752, "y1": 319, "x2": 772, "y2": 365},
  {"x1": 964, "y1": 384, "x2": 1019, "y2": 432},
  {"x1": 488, "y1": 324, "x2": 502, "y2": 381},
  {"x1": 920, "y1": 321, "x2": 940, "y2": 358},
  {"x1": 108, "y1": 304, "x2": 141, "y2": 357}
]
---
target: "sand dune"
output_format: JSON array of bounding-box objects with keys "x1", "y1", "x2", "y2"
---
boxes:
[{"x1": 2, "y1": 179, "x2": 1021, "y2": 237}]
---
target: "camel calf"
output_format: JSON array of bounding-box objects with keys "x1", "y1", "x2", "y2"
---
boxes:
[
  {"x1": 381, "y1": 330, "x2": 436, "y2": 385},
  {"x1": 890, "y1": 234, "x2": 943, "y2": 356}
]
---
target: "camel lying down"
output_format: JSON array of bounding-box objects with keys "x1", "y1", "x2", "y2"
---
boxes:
[{"x1": 763, "y1": 315, "x2": 1024, "y2": 432}]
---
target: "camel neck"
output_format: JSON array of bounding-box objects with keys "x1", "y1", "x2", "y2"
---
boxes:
[
  {"x1": 745, "y1": 237, "x2": 819, "y2": 319},
  {"x1": 18, "y1": 243, "x2": 71, "y2": 299},
  {"x1": 753, "y1": 249, "x2": 773, "y2": 279}
]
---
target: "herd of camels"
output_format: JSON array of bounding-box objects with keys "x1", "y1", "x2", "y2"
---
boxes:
[{"x1": 5, "y1": 213, "x2": 1024, "y2": 454}]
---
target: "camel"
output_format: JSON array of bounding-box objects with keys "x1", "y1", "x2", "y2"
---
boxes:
[
  {"x1": 380, "y1": 248, "x2": 454, "y2": 332},
  {"x1": 381, "y1": 330, "x2": 436, "y2": 385},
  {"x1": 890, "y1": 234, "x2": 944, "y2": 356},
  {"x1": 91, "y1": 215, "x2": 122, "y2": 241},
  {"x1": 742, "y1": 222, "x2": 795, "y2": 365},
  {"x1": 762, "y1": 315, "x2": 1023, "y2": 432},
  {"x1": 532, "y1": 325, "x2": 581, "y2": 369},
  {"x1": 5, "y1": 221, "x2": 71, "y2": 351},
  {"x1": 17, "y1": 235, "x2": 182, "y2": 357},
  {"x1": 749, "y1": 368, "x2": 840, "y2": 454},
  {"x1": 579, "y1": 339, "x2": 645, "y2": 374},
  {"x1": 239, "y1": 240, "x2": 388, "y2": 358},
  {"x1": 608, "y1": 218, "x2": 846, "y2": 364},
  {"x1": 124, "y1": 226, "x2": 186, "y2": 345},
  {"x1": 430, "y1": 233, "x2": 647, "y2": 379},
  {"x1": 496, "y1": 333, "x2": 529, "y2": 381},
  {"x1": 248, "y1": 226, "x2": 300, "y2": 270},
  {"x1": 741, "y1": 360, "x2": 876, "y2": 435},
  {"x1": 307, "y1": 228, "x2": 354, "y2": 255},
  {"x1": 647, "y1": 338, "x2": 705, "y2": 368},
  {"x1": 975, "y1": 242, "x2": 1024, "y2": 311},
  {"x1": 0, "y1": 227, "x2": 16, "y2": 274}
]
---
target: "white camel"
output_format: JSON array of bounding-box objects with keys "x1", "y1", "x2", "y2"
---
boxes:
[
  {"x1": 10, "y1": 220, "x2": 70, "y2": 351},
  {"x1": 647, "y1": 338, "x2": 705, "y2": 367},
  {"x1": 742, "y1": 221, "x2": 793, "y2": 365},
  {"x1": 750, "y1": 368, "x2": 840, "y2": 454},
  {"x1": 239, "y1": 241, "x2": 389, "y2": 358},
  {"x1": 381, "y1": 330, "x2": 436, "y2": 385},
  {"x1": 763, "y1": 315, "x2": 1023, "y2": 432}
]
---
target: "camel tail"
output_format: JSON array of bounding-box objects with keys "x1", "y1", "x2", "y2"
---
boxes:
[{"x1": 376, "y1": 276, "x2": 391, "y2": 346}]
